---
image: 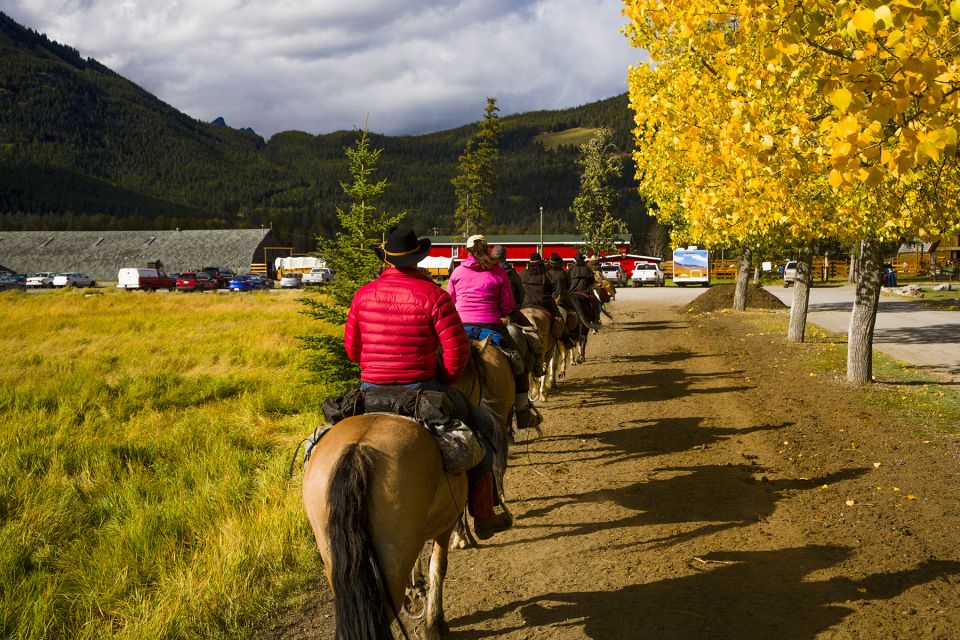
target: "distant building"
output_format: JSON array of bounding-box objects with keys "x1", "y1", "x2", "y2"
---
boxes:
[
  {"x1": 425, "y1": 234, "x2": 634, "y2": 270},
  {"x1": 0, "y1": 229, "x2": 289, "y2": 280}
]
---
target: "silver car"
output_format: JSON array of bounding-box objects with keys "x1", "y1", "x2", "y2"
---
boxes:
[
  {"x1": 279, "y1": 272, "x2": 303, "y2": 289},
  {"x1": 53, "y1": 272, "x2": 97, "y2": 287}
]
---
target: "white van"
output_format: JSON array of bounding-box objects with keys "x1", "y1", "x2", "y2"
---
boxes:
[{"x1": 116, "y1": 268, "x2": 176, "y2": 290}]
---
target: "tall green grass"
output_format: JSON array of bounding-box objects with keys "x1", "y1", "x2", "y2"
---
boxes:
[{"x1": 0, "y1": 289, "x2": 331, "y2": 639}]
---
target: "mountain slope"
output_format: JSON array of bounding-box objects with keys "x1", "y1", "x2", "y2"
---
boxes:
[{"x1": 0, "y1": 13, "x2": 647, "y2": 250}]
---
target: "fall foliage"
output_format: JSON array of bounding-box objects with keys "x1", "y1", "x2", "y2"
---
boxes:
[{"x1": 624, "y1": 0, "x2": 960, "y2": 382}]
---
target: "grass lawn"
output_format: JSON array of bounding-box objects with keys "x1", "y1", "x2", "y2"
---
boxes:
[
  {"x1": 740, "y1": 311, "x2": 960, "y2": 437},
  {"x1": 0, "y1": 288, "x2": 332, "y2": 639}
]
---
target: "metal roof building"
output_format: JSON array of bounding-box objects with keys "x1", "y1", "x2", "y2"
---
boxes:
[{"x1": 0, "y1": 229, "x2": 288, "y2": 281}]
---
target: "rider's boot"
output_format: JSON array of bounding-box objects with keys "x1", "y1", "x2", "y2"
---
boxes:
[
  {"x1": 515, "y1": 392, "x2": 531, "y2": 429},
  {"x1": 514, "y1": 393, "x2": 543, "y2": 430},
  {"x1": 505, "y1": 348, "x2": 525, "y2": 374},
  {"x1": 469, "y1": 472, "x2": 512, "y2": 539}
]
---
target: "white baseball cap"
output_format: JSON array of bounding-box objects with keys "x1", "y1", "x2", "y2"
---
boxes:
[{"x1": 466, "y1": 234, "x2": 486, "y2": 247}]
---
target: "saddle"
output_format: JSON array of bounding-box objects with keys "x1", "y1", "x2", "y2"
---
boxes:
[
  {"x1": 319, "y1": 386, "x2": 485, "y2": 473},
  {"x1": 464, "y1": 326, "x2": 524, "y2": 374}
]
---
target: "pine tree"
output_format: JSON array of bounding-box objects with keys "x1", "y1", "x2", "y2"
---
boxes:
[
  {"x1": 452, "y1": 97, "x2": 501, "y2": 235},
  {"x1": 299, "y1": 128, "x2": 404, "y2": 391},
  {"x1": 571, "y1": 128, "x2": 626, "y2": 255}
]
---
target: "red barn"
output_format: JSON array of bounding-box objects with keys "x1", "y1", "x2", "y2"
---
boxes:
[{"x1": 425, "y1": 234, "x2": 634, "y2": 272}]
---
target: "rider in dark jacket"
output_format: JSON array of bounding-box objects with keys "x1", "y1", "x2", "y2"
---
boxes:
[
  {"x1": 567, "y1": 253, "x2": 602, "y2": 330},
  {"x1": 491, "y1": 245, "x2": 527, "y2": 321},
  {"x1": 520, "y1": 253, "x2": 563, "y2": 318},
  {"x1": 546, "y1": 253, "x2": 571, "y2": 305}
]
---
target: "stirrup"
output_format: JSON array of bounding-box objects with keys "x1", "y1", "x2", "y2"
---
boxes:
[{"x1": 528, "y1": 405, "x2": 543, "y2": 429}]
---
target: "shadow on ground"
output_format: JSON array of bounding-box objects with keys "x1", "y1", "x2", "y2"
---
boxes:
[{"x1": 453, "y1": 547, "x2": 960, "y2": 639}]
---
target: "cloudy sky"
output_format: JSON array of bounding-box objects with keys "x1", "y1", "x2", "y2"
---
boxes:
[{"x1": 3, "y1": 0, "x2": 645, "y2": 138}]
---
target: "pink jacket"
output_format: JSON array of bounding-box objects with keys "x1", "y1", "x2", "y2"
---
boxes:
[
  {"x1": 447, "y1": 255, "x2": 514, "y2": 324},
  {"x1": 345, "y1": 267, "x2": 469, "y2": 385}
]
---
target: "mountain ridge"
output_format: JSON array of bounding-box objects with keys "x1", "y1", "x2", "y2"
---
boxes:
[{"x1": 0, "y1": 12, "x2": 649, "y2": 252}]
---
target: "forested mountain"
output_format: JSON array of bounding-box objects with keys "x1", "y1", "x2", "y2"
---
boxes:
[{"x1": 0, "y1": 13, "x2": 650, "y2": 252}]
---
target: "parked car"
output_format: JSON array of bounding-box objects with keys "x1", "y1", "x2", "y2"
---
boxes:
[
  {"x1": 302, "y1": 267, "x2": 334, "y2": 285},
  {"x1": 631, "y1": 263, "x2": 665, "y2": 287},
  {"x1": 783, "y1": 260, "x2": 798, "y2": 287},
  {"x1": 279, "y1": 272, "x2": 303, "y2": 289},
  {"x1": 117, "y1": 267, "x2": 177, "y2": 291},
  {"x1": 227, "y1": 274, "x2": 271, "y2": 291},
  {"x1": 176, "y1": 271, "x2": 218, "y2": 292},
  {"x1": 201, "y1": 266, "x2": 237, "y2": 289},
  {"x1": 26, "y1": 272, "x2": 57, "y2": 288},
  {"x1": 600, "y1": 264, "x2": 626, "y2": 287},
  {"x1": 53, "y1": 272, "x2": 97, "y2": 288},
  {"x1": 0, "y1": 273, "x2": 26, "y2": 291}
]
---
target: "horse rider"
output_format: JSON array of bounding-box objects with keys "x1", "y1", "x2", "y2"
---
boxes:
[
  {"x1": 490, "y1": 245, "x2": 530, "y2": 327},
  {"x1": 448, "y1": 235, "x2": 539, "y2": 431},
  {"x1": 588, "y1": 255, "x2": 616, "y2": 303},
  {"x1": 344, "y1": 223, "x2": 511, "y2": 539},
  {"x1": 520, "y1": 252, "x2": 574, "y2": 348},
  {"x1": 546, "y1": 253, "x2": 571, "y2": 306},
  {"x1": 568, "y1": 253, "x2": 602, "y2": 330}
]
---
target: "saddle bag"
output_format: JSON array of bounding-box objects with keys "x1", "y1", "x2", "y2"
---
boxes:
[{"x1": 320, "y1": 386, "x2": 485, "y2": 473}]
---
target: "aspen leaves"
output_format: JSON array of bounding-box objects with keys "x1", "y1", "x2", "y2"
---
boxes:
[{"x1": 623, "y1": 0, "x2": 960, "y2": 249}]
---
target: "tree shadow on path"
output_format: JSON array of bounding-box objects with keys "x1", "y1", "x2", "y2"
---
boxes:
[
  {"x1": 498, "y1": 464, "x2": 869, "y2": 549},
  {"x1": 453, "y1": 546, "x2": 960, "y2": 639},
  {"x1": 512, "y1": 418, "x2": 790, "y2": 468}
]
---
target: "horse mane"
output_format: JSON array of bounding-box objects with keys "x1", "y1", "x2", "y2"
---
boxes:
[{"x1": 327, "y1": 444, "x2": 396, "y2": 640}]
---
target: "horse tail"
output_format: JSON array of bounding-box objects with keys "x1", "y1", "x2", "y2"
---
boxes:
[
  {"x1": 327, "y1": 443, "x2": 394, "y2": 640},
  {"x1": 569, "y1": 294, "x2": 594, "y2": 329}
]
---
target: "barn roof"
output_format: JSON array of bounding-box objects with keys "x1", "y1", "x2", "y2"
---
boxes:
[{"x1": 0, "y1": 229, "x2": 282, "y2": 280}]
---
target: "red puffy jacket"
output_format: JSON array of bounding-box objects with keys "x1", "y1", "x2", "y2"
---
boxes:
[{"x1": 344, "y1": 267, "x2": 469, "y2": 385}]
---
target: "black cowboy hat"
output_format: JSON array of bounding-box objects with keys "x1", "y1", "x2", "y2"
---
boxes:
[
  {"x1": 529, "y1": 252, "x2": 544, "y2": 263},
  {"x1": 549, "y1": 253, "x2": 563, "y2": 265},
  {"x1": 574, "y1": 252, "x2": 586, "y2": 263},
  {"x1": 373, "y1": 224, "x2": 432, "y2": 267}
]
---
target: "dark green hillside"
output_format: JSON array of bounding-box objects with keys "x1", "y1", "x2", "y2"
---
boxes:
[{"x1": 0, "y1": 13, "x2": 649, "y2": 251}]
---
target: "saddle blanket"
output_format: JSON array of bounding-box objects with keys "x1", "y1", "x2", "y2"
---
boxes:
[
  {"x1": 464, "y1": 325, "x2": 504, "y2": 346},
  {"x1": 305, "y1": 386, "x2": 485, "y2": 474}
]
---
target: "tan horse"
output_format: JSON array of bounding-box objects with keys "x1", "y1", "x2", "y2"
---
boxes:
[
  {"x1": 521, "y1": 306, "x2": 558, "y2": 402},
  {"x1": 302, "y1": 339, "x2": 515, "y2": 639}
]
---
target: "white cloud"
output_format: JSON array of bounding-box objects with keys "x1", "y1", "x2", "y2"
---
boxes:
[{"x1": 3, "y1": 0, "x2": 646, "y2": 137}]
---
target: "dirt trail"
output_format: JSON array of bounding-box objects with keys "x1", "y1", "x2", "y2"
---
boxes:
[{"x1": 264, "y1": 299, "x2": 960, "y2": 639}]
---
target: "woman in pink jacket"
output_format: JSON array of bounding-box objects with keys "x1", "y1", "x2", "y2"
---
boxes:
[{"x1": 448, "y1": 235, "x2": 536, "y2": 429}]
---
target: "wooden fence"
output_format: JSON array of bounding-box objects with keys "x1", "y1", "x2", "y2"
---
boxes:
[{"x1": 660, "y1": 255, "x2": 953, "y2": 280}]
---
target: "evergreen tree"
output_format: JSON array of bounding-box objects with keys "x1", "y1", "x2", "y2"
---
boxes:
[
  {"x1": 571, "y1": 128, "x2": 626, "y2": 255},
  {"x1": 451, "y1": 97, "x2": 501, "y2": 235},
  {"x1": 299, "y1": 128, "x2": 404, "y2": 391}
]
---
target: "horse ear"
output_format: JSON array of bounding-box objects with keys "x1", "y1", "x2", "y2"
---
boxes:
[{"x1": 478, "y1": 335, "x2": 492, "y2": 351}]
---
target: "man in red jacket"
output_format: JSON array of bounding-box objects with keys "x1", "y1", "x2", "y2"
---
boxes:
[{"x1": 344, "y1": 223, "x2": 511, "y2": 539}]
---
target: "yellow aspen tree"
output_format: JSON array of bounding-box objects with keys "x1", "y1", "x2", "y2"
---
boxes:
[{"x1": 624, "y1": 0, "x2": 960, "y2": 383}]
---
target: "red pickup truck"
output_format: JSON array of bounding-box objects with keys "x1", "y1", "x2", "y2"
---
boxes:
[{"x1": 116, "y1": 267, "x2": 177, "y2": 291}]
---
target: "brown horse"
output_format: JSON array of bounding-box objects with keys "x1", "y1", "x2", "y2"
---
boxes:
[
  {"x1": 302, "y1": 339, "x2": 515, "y2": 639},
  {"x1": 521, "y1": 306, "x2": 558, "y2": 402}
]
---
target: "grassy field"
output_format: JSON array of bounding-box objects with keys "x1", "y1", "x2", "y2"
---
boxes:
[
  {"x1": 532, "y1": 127, "x2": 601, "y2": 151},
  {"x1": 740, "y1": 311, "x2": 960, "y2": 436},
  {"x1": 0, "y1": 288, "x2": 332, "y2": 639}
]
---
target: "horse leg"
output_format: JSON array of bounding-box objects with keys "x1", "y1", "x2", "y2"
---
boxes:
[
  {"x1": 424, "y1": 529, "x2": 454, "y2": 640},
  {"x1": 450, "y1": 512, "x2": 476, "y2": 549}
]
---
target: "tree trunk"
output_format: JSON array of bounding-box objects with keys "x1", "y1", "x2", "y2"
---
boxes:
[
  {"x1": 788, "y1": 247, "x2": 814, "y2": 343},
  {"x1": 822, "y1": 251, "x2": 830, "y2": 283},
  {"x1": 752, "y1": 264, "x2": 761, "y2": 284},
  {"x1": 733, "y1": 247, "x2": 752, "y2": 311},
  {"x1": 848, "y1": 249, "x2": 858, "y2": 283},
  {"x1": 847, "y1": 239, "x2": 882, "y2": 384}
]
